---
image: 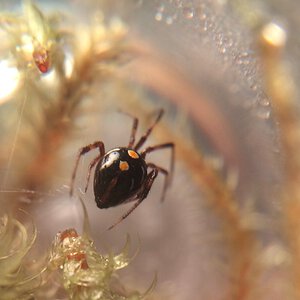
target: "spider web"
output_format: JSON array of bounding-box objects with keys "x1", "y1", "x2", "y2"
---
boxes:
[{"x1": 1, "y1": 86, "x2": 28, "y2": 191}]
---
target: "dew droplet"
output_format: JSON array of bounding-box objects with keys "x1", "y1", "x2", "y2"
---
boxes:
[
  {"x1": 220, "y1": 47, "x2": 226, "y2": 54},
  {"x1": 200, "y1": 13, "x2": 207, "y2": 20},
  {"x1": 166, "y1": 16, "x2": 174, "y2": 25},
  {"x1": 250, "y1": 84, "x2": 258, "y2": 91},
  {"x1": 237, "y1": 59, "x2": 243, "y2": 65},
  {"x1": 257, "y1": 108, "x2": 271, "y2": 119},
  {"x1": 260, "y1": 97, "x2": 270, "y2": 106},
  {"x1": 183, "y1": 7, "x2": 194, "y2": 19},
  {"x1": 226, "y1": 38, "x2": 234, "y2": 47},
  {"x1": 155, "y1": 12, "x2": 163, "y2": 21},
  {"x1": 241, "y1": 51, "x2": 250, "y2": 58}
]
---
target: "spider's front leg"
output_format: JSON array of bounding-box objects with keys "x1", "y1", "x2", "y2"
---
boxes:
[
  {"x1": 141, "y1": 142, "x2": 175, "y2": 189},
  {"x1": 70, "y1": 141, "x2": 105, "y2": 196},
  {"x1": 107, "y1": 168, "x2": 158, "y2": 230},
  {"x1": 134, "y1": 109, "x2": 164, "y2": 151}
]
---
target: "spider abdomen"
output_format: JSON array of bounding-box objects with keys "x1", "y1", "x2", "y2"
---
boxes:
[{"x1": 94, "y1": 147, "x2": 147, "y2": 208}]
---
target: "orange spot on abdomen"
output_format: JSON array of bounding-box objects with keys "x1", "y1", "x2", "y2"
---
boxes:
[{"x1": 128, "y1": 150, "x2": 139, "y2": 159}]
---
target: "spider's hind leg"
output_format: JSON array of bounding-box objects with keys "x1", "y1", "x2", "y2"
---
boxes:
[
  {"x1": 107, "y1": 169, "x2": 158, "y2": 230},
  {"x1": 147, "y1": 163, "x2": 169, "y2": 202},
  {"x1": 141, "y1": 142, "x2": 175, "y2": 188}
]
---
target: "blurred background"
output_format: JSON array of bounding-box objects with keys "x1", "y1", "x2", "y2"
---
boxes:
[{"x1": 0, "y1": 0, "x2": 299, "y2": 299}]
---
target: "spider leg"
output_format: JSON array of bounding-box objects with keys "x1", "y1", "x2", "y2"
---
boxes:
[
  {"x1": 70, "y1": 141, "x2": 105, "y2": 197},
  {"x1": 84, "y1": 154, "x2": 102, "y2": 193},
  {"x1": 141, "y1": 142, "x2": 175, "y2": 185},
  {"x1": 107, "y1": 169, "x2": 158, "y2": 230},
  {"x1": 128, "y1": 117, "x2": 139, "y2": 148},
  {"x1": 134, "y1": 109, "x2": 164, "y2": 151},
  {"x1": 117, "y1": 110, "x2": 139, "y2": 148},
  {"x1": 147, "y1": 163, "x2": 169, "y2": 202}
]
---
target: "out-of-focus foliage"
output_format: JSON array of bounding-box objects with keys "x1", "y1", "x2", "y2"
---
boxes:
[
  {"x1": 0, "y1": 212, "x2": 45, "y2": 300},
  {"x1": 0, "y1": 215, "x2": 152, "y2": 300},
  {"x1": 49, "y1": 228, "x2": 150, "y2": 300}
]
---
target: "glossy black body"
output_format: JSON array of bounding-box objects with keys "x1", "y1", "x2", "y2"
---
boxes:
[{"x1": 94, "y1": 147, "x2": 147, "y2": 208}]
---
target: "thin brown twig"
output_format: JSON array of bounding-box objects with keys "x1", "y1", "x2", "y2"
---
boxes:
[{"x1": 259, "y1": 23, "x2": 300, "y2": 298}]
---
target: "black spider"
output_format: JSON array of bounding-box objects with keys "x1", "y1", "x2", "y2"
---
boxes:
[{"x1": 70, "y1": 109, "x2": 174, "y2": 230}]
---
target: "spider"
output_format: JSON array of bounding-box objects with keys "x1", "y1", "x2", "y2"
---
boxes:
[{"x1": 70, "y1": 109, "x2": 175, "y2": 230}]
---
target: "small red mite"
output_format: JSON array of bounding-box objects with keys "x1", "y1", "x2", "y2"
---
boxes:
[
  {"x1": 32, "y1": 45, "x2": 50, "y2": 73},
  {"x1": 59, "y1": 229, "x2": 89, "y2": 270},
  {"x1": 59, "y1": 228, "x2": 79, "y2": 241}
]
